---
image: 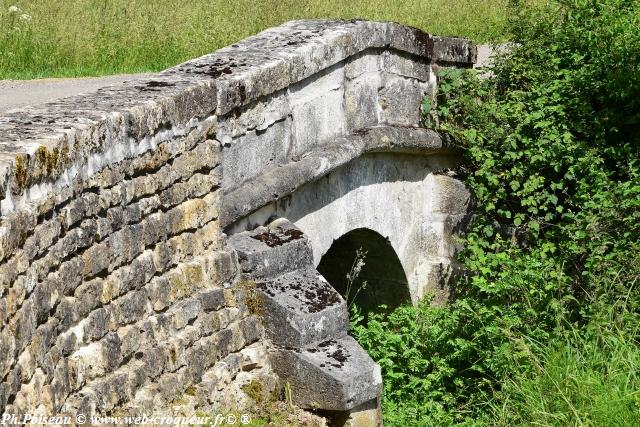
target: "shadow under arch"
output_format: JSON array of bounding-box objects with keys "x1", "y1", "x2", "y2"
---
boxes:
[{"x1": 317, "y1": 228, "x2": 411, "y2": 314}]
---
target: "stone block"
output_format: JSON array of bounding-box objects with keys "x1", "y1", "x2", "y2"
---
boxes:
[
  {"x1": 147, "y1": 276, "x2": 172, "y2": 312},
  {"x1": 223, "y1": 118, "x2": 291, "y2": 190},
  {"x1": 228, "y1": 220, "x2": 313, "y2": 279},
  {"x1": 81, "y1": 242, "x2": 111, "y2": 279},
  {"x1": 216, "y1": 92, "x2": 290, "y2": 143},
  {"x1": 257, "y1": 267, "x2": 348, "y2": 347},
  {"x1": 382, "y1": 50, "x2": 431, "y2": 81},
  {"x1": 55, "y1": 297, "x2": 81, "y2": 331},
  {"x1": 344, "y1": 73, "x2": 382, "y2": 131},
  {"x1": 201, "y1": 250, "x2": 237, "y2": 286},
  {"x1": 270, "y1": 336, "x2": 382, "y2": 411},
  {"x1": 239, "y1": 342, "x2": 268, "y2": 372},
  {"x1": 330, "y1": 398, "x2": 382, "y2": 427},
  {"x1": 200, "y1": 289, "x2": 226, "y2": 312},
  {"x1": 83, "y1": 307, "x2": 111, "y2": 343},
  {"x1": 378, "y1": 75, "x2": 426, "y2": 126},
  {"x1": 289, "y1": 65, "x2": 346, "y2": 156},
  {"x1": 427, "y1": 174, "x2": 470, "y2": 215},
  {"x1": 345, "y1": 51, "x2": 381, "y2": 80},
  {"x1": 111, "y1": 289, "x2": 147, "y2": 327},
  {"x1": 170, "y1": 298, "x2": 200, "y2": 330}
]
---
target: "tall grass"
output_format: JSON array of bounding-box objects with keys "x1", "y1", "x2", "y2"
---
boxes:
[
  {"x1": 0, "y1": 0, "x2": 509, "y2": 79},
  {"x1": 490, "y1": 305, "x2": 640, "y2": 426}
]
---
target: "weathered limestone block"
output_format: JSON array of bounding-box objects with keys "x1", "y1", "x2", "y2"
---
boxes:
[
  {"x1": 332, "y1": 399, "x2": 383, "y2": 427},
  {"x1": 215, "y1": 92, "x2": 290, "y2": 144},
  {"x1": 223, "y1": 118, "x2": 292, "y2": 191},
  {"x1": 344, "y1": 73, "x2": 382, "y2": 131},
  {"x1": 10, "y1": 368, "x2": 48, "y2": 414},
  {"x1": 258, "y1": 267, "x2": 349, "y2": 347},
  {"x1": 344, "y1": 50, "x2": 382, "y2": 79},
  {"x1": 378, "y1": 74, "x2": 429, "y2": 125},
  {"x1": 290, "y1": 65, "x2": 347, "y2": 156},
  {"x1": 271, "y1": 336, "x2": 382, "y2": 411},
  {"x1": 228, "y1": 221, "x2": 313, "y2": 278},
  {"x1": 382, "y1": 50, "x2": 431, "y2": 81},
  {"x1": 0, "y1": 211, "x2": 36, "y2": 264},
  {"x1": 428, "y1": 173, "x2": 471, "y2": 215}
]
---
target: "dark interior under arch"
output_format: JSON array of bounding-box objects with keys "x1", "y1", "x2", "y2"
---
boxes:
[{"x1": 317, "y1": 228, "x2": 411, "y2": 314}]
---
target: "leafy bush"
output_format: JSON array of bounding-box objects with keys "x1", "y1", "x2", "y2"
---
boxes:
[{"x1": 351, "y1": 0, "x2": 640, "y2": 424}]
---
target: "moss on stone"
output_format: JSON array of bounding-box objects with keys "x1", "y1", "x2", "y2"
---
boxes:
[
  {"x1": 238, "y1": 279, "x2": 263, "y2": 316},
  {"x1": 59, "y1": 142, "x2": 70, "y2": 165},
  {"x1": 242, "y1": 379, "x2": 264, "y2": 403},
  {"x1": 34, "y1": 145, "x2": 61, "y2": 176},
  {"x1": 169, "y1": 264, "x2": 205, "y2": 300},
  {"x1": 14, "y1": 153, "x2": 28, "y2": 189},
  {"x1": 183, "y1": 264, "x2": 204, "y2": 285}
]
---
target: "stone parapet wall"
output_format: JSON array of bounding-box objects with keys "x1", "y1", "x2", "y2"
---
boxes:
[{"x1": 0, "y1": 19, "x2": 474, "y2": 420}]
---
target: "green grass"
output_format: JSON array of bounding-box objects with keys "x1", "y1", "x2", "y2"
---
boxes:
[
  {"x1": 490, "y1": 310, "x2": 640, "y2": 426},
  {"x1": 0, "y1": 0, "x2": 509, "y2": 80}
]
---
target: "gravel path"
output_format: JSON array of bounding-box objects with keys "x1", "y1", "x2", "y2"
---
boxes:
[{"x1": 0, "y1": 73, "x2": 153, "y2": 113}]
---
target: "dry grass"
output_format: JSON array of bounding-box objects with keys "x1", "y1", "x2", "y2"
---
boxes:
[{"x1": 0, "y1": 0, "x2": 509, "y2": 79}]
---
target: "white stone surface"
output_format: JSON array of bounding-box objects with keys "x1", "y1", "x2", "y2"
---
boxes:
[{"x1": 234, "y1": 152, "x2": 469, "y2": 302}]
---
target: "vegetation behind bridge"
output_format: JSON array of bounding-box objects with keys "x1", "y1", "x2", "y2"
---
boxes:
[
  {"x1": 352, "y1": 0, "x2": 640, "y2": 424},
  {"x1": 0, "y1": 0, "x2": 508, "y2": 79}
]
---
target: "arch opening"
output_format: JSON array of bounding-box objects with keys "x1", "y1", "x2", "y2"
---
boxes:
[{"x1": 317, "y1": 228, "x2": 411, "y2": 314}]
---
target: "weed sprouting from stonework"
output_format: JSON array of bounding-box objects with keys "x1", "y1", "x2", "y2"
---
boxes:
[
  {"x1": 284, "y1": 381, "x2": 294, "y2": 412},
  {"x1": 345, "y1": 248, "x2": 368, "y2": 309},
  {"x1": 239, "y1": 279, "x2": 263, "y2": 317}
]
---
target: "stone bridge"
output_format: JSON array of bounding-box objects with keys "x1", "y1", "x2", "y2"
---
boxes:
[{"x1": 0, "y1": 20, "x2": 474, "y2": 425}]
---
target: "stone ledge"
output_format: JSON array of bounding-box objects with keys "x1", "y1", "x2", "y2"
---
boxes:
[
  {"x1": 227, "y1": 220, "x2": 314, "y2": 279},
  {"x1": 228, "y1": 219, "x2": 382, "y2": 417},
  {"x1": 256, "y1": 267, "x2": 348, "y2": 348},
  {"x1": 221, "y1": 125, "x2": 459, "y2": 227}
]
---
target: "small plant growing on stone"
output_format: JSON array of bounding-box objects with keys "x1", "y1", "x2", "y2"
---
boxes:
[
  {"x1": 345, "y1": 248, "x2": 368, "y2": 309},
  {"x1": 239, "y1": 279, "x2": 263, "y2": 317},
  {"x1": 284, "y1": 382, "x2": 294, "y2": 412},
  {"x1": 184, "y1": 385, "x2": 197, "y2": 396}
]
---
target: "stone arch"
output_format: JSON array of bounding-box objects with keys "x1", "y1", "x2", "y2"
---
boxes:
[
  {"x1": 317, "y1": 227, "x2": 411, "y2": 312},
  {"x1": 227, "y1": 149, "x2": 470, "y2": 304}
]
